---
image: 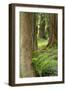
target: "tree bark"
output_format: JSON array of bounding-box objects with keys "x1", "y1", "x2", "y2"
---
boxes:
[
  {"x1": 32, "y1": 14, "x2": 38, "y2": 51},
  {"x1": 47, "y1": 14, "x2": 58, "y2": 47},
  {"x1": 39, "y1": 14, "x2": 46, "y2": 39},
  {"x1": 20, "y1": 12, "x2": 34, "y2": 77}
]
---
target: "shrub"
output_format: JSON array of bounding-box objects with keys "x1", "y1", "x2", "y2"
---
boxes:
[{"x1": 32, "y1": 47, "x2": 58, "y2": 77}]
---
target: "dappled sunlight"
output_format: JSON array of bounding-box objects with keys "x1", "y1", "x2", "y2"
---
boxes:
[{"x1": 37, "y1": 38, "x2": 48, "y2": 49}]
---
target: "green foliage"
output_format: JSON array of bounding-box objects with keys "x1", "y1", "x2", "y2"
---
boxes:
[
  {"x1": 32, "y1": 47, "x2": 58, "y2": 77},
  {"x1": 32, "y1": 13, "x2": 58, "y2": 77},
  {"x1": 37, "y1": 38, "x2": 48, "y2": 49}
]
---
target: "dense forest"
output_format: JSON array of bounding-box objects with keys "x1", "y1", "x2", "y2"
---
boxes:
[{"x1": 20, "y1": 12, "x2": 58, "y2": 77}]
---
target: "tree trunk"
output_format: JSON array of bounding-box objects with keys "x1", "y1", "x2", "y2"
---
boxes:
[
  {"x1": 47, "y1": 14, "x2": 58, "y2": 47},
  {"x1": 20, "y1": 12, "x2": 34, "y2": 77},
  {"x1": 39, "y1": 14, "x2": 46, "y2": 39},
  {"x1": 32, "y1": 14, "x2": 38, "y2": 51}
]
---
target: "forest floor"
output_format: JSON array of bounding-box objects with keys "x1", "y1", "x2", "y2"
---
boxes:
[{"x1": 32, "y1": 38, "x2": 58, "y2": 77}]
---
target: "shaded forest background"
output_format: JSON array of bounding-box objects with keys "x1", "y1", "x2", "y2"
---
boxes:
[{"x1": 20, "y1": 12, "x2": 58, "y2": 77}]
